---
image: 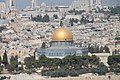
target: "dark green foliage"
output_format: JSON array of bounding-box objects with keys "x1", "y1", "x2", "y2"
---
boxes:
[
  {"x1": 0, "y1": 56, "x2": 3, "y2": 74},
  {"x1": 24, "y1": 56, "x2": 35, "y2": 69},
  {"x1": 69, "y1": 70, "x2": 79, "y2": 77},
  {"x1": 89, "y1": 55, "x2": 100, "y2": 66},
  {"x1": 53, "y1": 14, "x2": 58, "y2": 19},
  {"x1": 41, "y1": 70, "x2": 53, "y2": 76},
  {"x1": 90, "y1": 62, "x2": 108, "y2": 75},
  {"x1": 51, "y1": 69, "x2": 68, "y2": 77},
  {"x1": 11, "y1": 19, "x2": 14, "y2": 22},
  {"x1": 9, "y1": 55, "x2": 19, "y2": 72},
  {"x1": 62, "y1": 55, "x2": 83, "y2": 69},
  {"x1": 31, "y1": 14, "x2": 50, "y2": 22},
  {"x1": 40, "y1": 55, "x2": 101, "y2": 77},
  {"x1": 115, "y1": 36, "x2": 120, "y2": 40},
  {"x1": 80, "y1": 15, "x2": 94, "y2": 24},
  {"x1": 68, "y1": 9, "x2": 85, "y2": 15},
  {"x1": 23, "y1": 54, "x2": 110, "y2": 77},
  {"x1": 88, "y1": 45, "x2": 110, "y2": 53},
  {"x1": 42, "y1": 69, "x2": 68, "y2": 77},
  {"x1": 104, "y1": 46, "x2": 110, "y2": 53},
  {"x1": 41, "y1": 42, "x2": 46, "y2": 49},
  {"x1": 0, "y1": 56, "x2": 1, "y2": 65},
  {"x1": 109, "y1": 6, "x2": 120, "y2": 14},
  {"x1": 69, "y1": 18, "x2": 78, "y2": 26},
  {"x1": 108, "y1": 55, "x2": 120, "y2": 65},
  {"x1": 37, "y1": 55, "x2": 62, "y2": 69},
  {"x1": 2, "y1": 51, "x2": 8, "y2": 68},
  {"x1": 42, "y1": 14, "x2": 50, "y2": 22},
  {"x1": 97, "y1": 62, "x2": 108, "y2": 75},
  {"x1": 69, "y1": 19, "x2": 74, "y2": 26},
  {"x1": 99, "y1": 46, "x2": 104, "y2": 53},
  {"x1": 80, "y1": 15, "x2": 88, "y2": 24},
  {"x1": 60, "y1": 21, "x2": 63, "y2": 26},
  {"x1": 36, "y1": 15, "x2": 42, "y2": 22},
  {"x1": 108, "y1": 55, "x2": 120, "y2": 74}
]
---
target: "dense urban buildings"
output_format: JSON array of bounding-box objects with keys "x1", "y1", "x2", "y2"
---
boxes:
[
  {"x1": 70, "y1": 0, "x2": 102, "y2": 11},
  {"x1": 0, "y1": 0, "x2": 120, "y2": 79},
  {"x1": 0, "y1": 2, "x2": 5, "y2": 10}
]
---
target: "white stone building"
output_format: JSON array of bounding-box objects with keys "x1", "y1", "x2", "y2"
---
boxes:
[
  {"x1": 70, "y1": 0, "x2": 102, "y2": 11},
  {"x1": 0, "y1": 2, "x2": 5, "y2": 11}
]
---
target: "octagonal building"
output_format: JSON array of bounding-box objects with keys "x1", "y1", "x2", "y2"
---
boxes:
[{"x1": 37, "y1": 27, "x2": 88, "y2": 58}]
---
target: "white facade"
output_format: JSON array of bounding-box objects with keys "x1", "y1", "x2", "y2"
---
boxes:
[
  {"x1": 70, "y1": 0, "x2": 102, "y2": 11},
  {"x1": 0, "y1": 2, "x2": 5, "y2": 10},
  {"x1": 91, "y1": 0, "x2": 102, "y2": 9},
  {"x1": 31, "y1": 0, "x2": 36, "y2": 9},
  {"x1": 70, "y1": 0, "x2": 91, "y2": 11},
  {"x1": 5, "y1": 0, "x2": 15, "y2": 10}
]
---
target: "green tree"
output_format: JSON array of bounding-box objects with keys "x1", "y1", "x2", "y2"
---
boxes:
[
  {"x1": 104, "y1": 46, "x2": 110, "y2": 53},
  {"x1": 38, "y1": 55, "x2": 50, "y2": 68},
  {"x1": 110, "y1": 6, "x2": 120, "y2": 14},
  {"x1": 108, "y1": 55, "x2": 120, "y2": 74},
  {"x1": 60, "y1": 21, "x2": 63, "y2": 26},
  {"x1": 50, "y1": 58, "x2": 62, "y2": 69},
  {"x1": 69, "y1": 70, "x2": 79, "y2": 77},
  {"x1": 2, "y1": 50, "x2": 8, "y2": 68},
  {"x1": 80, "y1": 15, "x2": 87, "y2": 24},
  {"x1": 0, "y1": 56, "x2": 3, "y2": 73},
  {"x1": 97, "y1": 62, "x2": 108, "y2": 75},
  {"x1": 81, "y1": 55, "x2": 90, "y2": 68},
  {"x1": 42, "y1": 14, "x2": 50, "y2": 22},
  {"x1": 0, "y1": 56, "x2": 1, "y2": 65},
  {"x1": 53, "y1": 14, "x2": 58, "y2": 19},
  {"x1": 41, "y1": 42, "x2": 46, "y2": 49},
  {"x1": 95, "y1": 45, "x2": 99, "y2": 53},
  {"x1": 51, "y1": 69, "x2": 68, "y2": 77},
  {"x1": 69, "y1": 19, "x2": 74, "y2": 26},
  {"x1": 99, "y1": 46, "x2": 104, "y2": 53},
  {"x1": 24, "y1": 56, "x2": 35, "y2": 69},
  {"x1": 36, "y1": 15, "x2": 42, "y2": 22},
  {"x1": 88, "y1": 45, "x2": 94, "y2": 53},
  {"x1": 62, "y1": 55, "x2": 83, "y2": 70},
  {"x1": 9, "y1": 55, "x2": 19, "y2": 72},
  {"x1": 89, "y1": 55, "x2": 100, "y2": 67}
]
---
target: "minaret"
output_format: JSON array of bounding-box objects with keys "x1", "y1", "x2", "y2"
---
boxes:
[
  {"x1": 5, "y1": 0, "x2": 15, "y2": 10},
  {"x1": 31, "y1": 0, "x2": 36, "y2": 9},
  {"x1": 10, "y1": 0, "x2": 16, "y2": 10},
  {"x1": 11, "y1": 0, "x2": 14, "y2": 7}
]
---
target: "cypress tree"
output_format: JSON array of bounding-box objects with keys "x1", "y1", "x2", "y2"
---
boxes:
[{"x1": 2, "y1": 50, "x2": 8, "y2": 68}]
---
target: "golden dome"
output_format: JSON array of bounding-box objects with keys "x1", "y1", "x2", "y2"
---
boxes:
[{"x1": 52, "y1": 27, "x2": 73, "y2": 41}]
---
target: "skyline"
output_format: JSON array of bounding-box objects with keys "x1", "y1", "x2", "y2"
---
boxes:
[{"x1": 0, "y1": 0, "x2": 120, "y2": 9}]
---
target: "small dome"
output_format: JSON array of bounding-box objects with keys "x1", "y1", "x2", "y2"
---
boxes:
[{"x1": 52, "y1": 27, "x2": 73, "y2": 41}]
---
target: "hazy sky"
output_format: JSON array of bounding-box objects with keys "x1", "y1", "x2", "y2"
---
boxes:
[{"x1": 0, "y1": 0, "x2": 120, "y2": 9}]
